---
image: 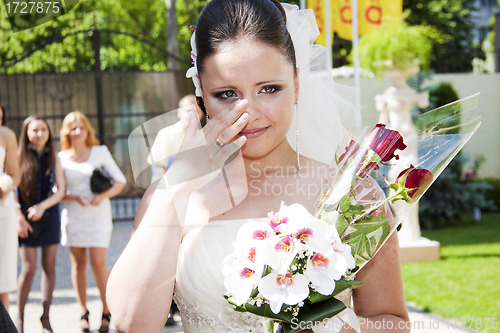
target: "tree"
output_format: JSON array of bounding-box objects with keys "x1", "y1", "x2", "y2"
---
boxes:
[
  {"x1": 403, "y1": 0, "x2": 484, "y2": 73},
  {"x1": 0, "y1": 0, "x2": 208, "y2": 74}
]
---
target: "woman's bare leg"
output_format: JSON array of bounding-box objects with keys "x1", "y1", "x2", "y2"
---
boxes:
[
  {"x1": 89, "y1": 247, "x2": 110, "y2": 327},
  {"x1": 69, "y1": 247, "x2": 88, "y2": 315}
]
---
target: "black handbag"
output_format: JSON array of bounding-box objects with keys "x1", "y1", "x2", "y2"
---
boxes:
[{"x1": 90, "y1": 167, "x2": 114, "y2": 194}]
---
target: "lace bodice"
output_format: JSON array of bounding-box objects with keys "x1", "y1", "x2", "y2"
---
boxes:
[{"x1": 174, "y1": 219, "x2": 352, "y2": 333}]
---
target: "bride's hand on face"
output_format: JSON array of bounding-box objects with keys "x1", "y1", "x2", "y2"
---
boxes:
[{"x1": 165, "y1": 99, "x2": 249, "y2": 194}]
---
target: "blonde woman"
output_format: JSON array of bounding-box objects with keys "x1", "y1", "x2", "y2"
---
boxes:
[{"x1": 59, "y1": 111, "x2": 126, "y2": 333}]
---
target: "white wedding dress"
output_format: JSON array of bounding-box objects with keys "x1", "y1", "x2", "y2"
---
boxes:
[
  {"x1": 174, "y1": 219, "x2": 267, "y2": 332},
  {"x1": 0, "y1": 145, "x2": 19, "y2": 293},
  {"x1": 174, "y1": 219, "x2": 352, "y2": 333}
]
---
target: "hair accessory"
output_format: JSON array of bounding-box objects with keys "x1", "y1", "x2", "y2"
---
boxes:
[{"x1": 186, "y1": 27, "x2": 202, "y2": 97}]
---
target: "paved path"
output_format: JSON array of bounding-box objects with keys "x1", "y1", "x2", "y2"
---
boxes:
[{"x1": 7, "y1": 221, "x2": 475, "y2": 333}]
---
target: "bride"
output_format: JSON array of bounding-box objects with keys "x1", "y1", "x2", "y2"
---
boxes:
[{"x1": 107, "y1": 0, "x2": 410, "y2": 332}]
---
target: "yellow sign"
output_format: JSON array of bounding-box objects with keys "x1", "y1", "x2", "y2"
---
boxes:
[
  {"x1": 307, "y1": 0, "x2": 327, "y2": 45},
  {"x1": 307, "y1": 0, "x2": 403, "y2": 43}
]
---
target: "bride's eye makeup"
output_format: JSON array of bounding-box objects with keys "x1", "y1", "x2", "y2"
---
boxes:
[
  {"x1": 215, "y1": 90, "x2": 238, "y2": 100},
  {"x1": 260, "y1": 85, "x2": 282, "y2": 94}
]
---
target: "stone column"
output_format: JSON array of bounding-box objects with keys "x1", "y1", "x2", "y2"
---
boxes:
[{"x1": 374, "y1": 64, "x2": 440, "y2": 263}]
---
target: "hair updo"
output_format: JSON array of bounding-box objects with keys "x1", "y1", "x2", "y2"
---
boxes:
[{"x1": 195, "y1": 0, "x2": 297, "y2": 76}]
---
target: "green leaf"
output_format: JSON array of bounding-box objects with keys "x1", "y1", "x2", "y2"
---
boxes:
[
  {"x1": 333, "y1": 279, "x2": 362, "y2": 295},
  {"x1": 242, "y1": 302, "x2": 294, "y2": 323},
  {"x1": 347, "y1": 204, "x2": 365, "y2": 215},
  {"x1": 339, "y1": 195, "x2": 351, "y2": 212},
  {"x1": 319, "y1": 210, "x2": 349, "y2": 236},
  {"x1": 342, "y1": 214, "x2": 391, "y2": 265},
  {"x1": 281, "y1": 298, "x2": 347, "y2": 333},
  {"x1": 307, "y1": 279, "x2": 361, "y2": 305}
]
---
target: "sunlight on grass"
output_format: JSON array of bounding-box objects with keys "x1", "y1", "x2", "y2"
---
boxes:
[{"x1": 402, "y1": 213, "x2": 500, "y2": 332}]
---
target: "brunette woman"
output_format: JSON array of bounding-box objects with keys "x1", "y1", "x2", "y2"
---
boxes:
[{"x1": 15, "y1": 116, "x2": 66, "y2": 333}]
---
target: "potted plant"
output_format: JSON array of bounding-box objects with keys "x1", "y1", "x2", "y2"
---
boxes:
[{"x1": 352, "y1": 20, "x2": 438, "y2": 84}]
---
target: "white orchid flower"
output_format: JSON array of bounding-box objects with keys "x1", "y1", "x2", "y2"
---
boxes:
[
  {"x1": 268, "y1": 202, "x2": 313, "y2": 234},
  {"x1": 294, "y1": 218, "x2": 331, "y2": 253},
  {"x1": 235, "y1": 220, "x2": 273, "y2": 244},
  {"x1": 305, "y1": 250, "x2": 348, "y2": 295},
  {"x1": 259, "y1": 234, "x2": 300, "y2": 271},
  {"x1": 328, "y1": 226, "x2": 356, "y2": 270},
  {"x1": 258, "y1": 272, "x2": 310, "y2": 314},
  {"x1": 223, "y1": 258, "x2": 264, "y2": 306}
]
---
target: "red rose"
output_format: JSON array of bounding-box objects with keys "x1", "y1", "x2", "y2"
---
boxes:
[
  {"x1": 396, "y1": 165, "x2": 433, "y2": 199},
  {"x1": 338, "y1": 140, "x2": 379, "y2": 177},
  {"x1": 338, "y1": 140, "x2": 360, "y2": 162},
  {"x1": 366, "y1": 124, "x2": 407, "y2": 162}
]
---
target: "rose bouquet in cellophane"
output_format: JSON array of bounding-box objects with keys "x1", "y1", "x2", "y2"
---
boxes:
[{"x1": 223, "y1": 95, "x2": 481, "y2": 333}]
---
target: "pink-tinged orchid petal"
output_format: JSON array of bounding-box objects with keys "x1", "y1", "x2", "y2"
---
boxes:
[
  {"x1": 240, "y1": 267, "x2": 255, "y2": 279},
  {"x1": 252, "y1": 229, "x2": 269, "y2": 240},
  {"x1": 298, "y1": 219, "x2": 331, "y2": 253},
  {"x1": 306, "y1": 250, "x2": 349, "y2": 295},
  {"x1": 235, "y1": 221, "x2": 272, "y2": 244},
  {"x1": 274, "y1": 235, "x2": 293, "y2": 253},
  {"x1": 224, "y1": 261, "x2": 263, "y2": 306},
  {"x1": 247, "y1": 247, "x2": 256, "y2": 263},
  {"x1": 311, "y1": 253, "x2": 329, "y2": 268},
  {"x1": 258, "y1": 272, "x2": 310, "y2": 314},
  {"x1": 296, "y1": 228, "x2": 314, "y2": 243}
]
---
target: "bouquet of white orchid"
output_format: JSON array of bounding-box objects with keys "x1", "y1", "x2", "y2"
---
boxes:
[
  {"x1": 223, "y1": 95, "x2": 481, "y2": 333},
  {"x1": 223, "y1": 201, "x2": 361, "y2": 332}
]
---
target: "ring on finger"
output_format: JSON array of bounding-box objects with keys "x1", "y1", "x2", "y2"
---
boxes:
[{"x1": 215, "y1": 137, "x2": 226, "y2": 148}]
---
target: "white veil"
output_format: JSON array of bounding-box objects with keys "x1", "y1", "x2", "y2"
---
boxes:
[{"x1": 283, "y1": 4, "x2": 359, "y2": 165}]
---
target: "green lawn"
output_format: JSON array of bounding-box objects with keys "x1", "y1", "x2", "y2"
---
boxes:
[{"x1": 402, "y1": 213, "x2": 500, "y2": 333}]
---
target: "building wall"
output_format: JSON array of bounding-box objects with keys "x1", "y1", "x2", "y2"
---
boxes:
[
  {"x1": 336, "y1": 73, "x2": 500, "y2": 179},
  {"x1": 473, "y1": 0, "x2": 498, "y2": 42}
]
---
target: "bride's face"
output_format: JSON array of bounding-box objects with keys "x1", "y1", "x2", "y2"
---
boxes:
[{"x1": 200, "y1": 38, "x2": 299, "y2": 159}]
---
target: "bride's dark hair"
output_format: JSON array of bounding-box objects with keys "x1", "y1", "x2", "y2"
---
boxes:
[{"x1": 195, "y1": 0, "x2": 297, "y2": 76}]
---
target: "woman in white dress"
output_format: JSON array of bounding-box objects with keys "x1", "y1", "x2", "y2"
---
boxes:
[
  {"x1": 59, "y1": 111, "x2": 126, "y2": 333},
  {"x1": 0, "y1": 104, "x2": 21, "y2": 312},
  {"x1": 107, "y1": 1, "x2": 410, "y2": 332}
]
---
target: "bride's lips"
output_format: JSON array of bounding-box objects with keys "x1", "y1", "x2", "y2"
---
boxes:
[{"x1": 239, "y1": 127, "x2": 268, "y2": 139}]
